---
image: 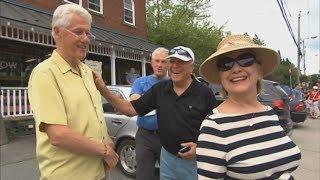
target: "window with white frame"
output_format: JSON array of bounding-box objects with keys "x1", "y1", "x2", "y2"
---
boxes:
[
  {"x1": 64, "y1": 0, "x2": 82, "y2": 6},
  {"x1": 88, "y1": 0, "x2": 103, "y2": 14},
  {"x1": 124, "y1": 0, "x2": 135, "y2": 25}
]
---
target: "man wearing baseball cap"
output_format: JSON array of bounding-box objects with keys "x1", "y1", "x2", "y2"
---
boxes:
[{"x1": 93, "y1": 46, "x2": 217, "y2": 180}]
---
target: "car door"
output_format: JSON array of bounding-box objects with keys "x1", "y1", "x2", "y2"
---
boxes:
[{"x1": 102, "y1": 88, "x2": 131, "y2": 138}]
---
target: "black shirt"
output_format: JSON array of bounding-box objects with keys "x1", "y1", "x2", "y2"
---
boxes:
[{"x1": 131, "y1": 78, "x2": 218, "y2": 155}]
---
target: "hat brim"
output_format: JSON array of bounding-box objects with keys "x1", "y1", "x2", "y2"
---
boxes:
[
  {"x1": 167, "y1": 54, "x2": 193, "y2": 62},
  {"x1": 199, "y1": 46, "x2": 280, "y2": 84}
]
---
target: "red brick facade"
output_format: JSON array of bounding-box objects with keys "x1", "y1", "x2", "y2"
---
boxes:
[{"x1": 18, "y1": 0, "x2": 147, "y2": 38}]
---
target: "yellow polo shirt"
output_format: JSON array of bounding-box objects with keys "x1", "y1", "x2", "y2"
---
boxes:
[{"x1": 28, "y1": 50, "x2": 108, "y2": 180}]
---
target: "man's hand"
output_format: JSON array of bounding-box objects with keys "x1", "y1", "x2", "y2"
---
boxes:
[
  {"x1": 92, "y1": 71, "x2": 106, "y2": 92},
  {"x1": 102, "y1": 144, "x2": 119, "y2": 170},
  {"x1": 177, "y1": 142, "x2": 197, "y2": 160}
]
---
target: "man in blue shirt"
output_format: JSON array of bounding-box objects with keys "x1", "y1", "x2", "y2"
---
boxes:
[
  {"x1": 292, "y1": 84, "x2": 303, "y2": 101},
  {"x1": 130, "y1": 47, "x2": 169, "y2": 180}
]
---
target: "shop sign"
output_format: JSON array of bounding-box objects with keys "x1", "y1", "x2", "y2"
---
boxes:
[
  {"x1": 84, "y1": 60, "x2": 102, "y2": 75},
  {"x1": 0, "y1": 61, "x2": 18, "y2": 70}
]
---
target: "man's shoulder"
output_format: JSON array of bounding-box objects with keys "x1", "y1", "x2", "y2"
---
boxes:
[
  {"x1": 135, "y1": 75, "x2": 150, "y2": 81},
  {"x1": 134, "y1": 75, "x2": 158, "y2": 84},
  {"x1": 193, "y1": 80, "x2": 212, "y2": 92},
  {"x1": 80, "y1": 62, "x2": 93, "y2": 72},
  {"x1": 31, "y1": 58, "x2": 54, "y2": 75}
]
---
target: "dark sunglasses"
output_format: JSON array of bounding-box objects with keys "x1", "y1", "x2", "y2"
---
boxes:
[
  {"x1": 217, "y1": 53, "x2": 260, "y2": 71},
  {"x1": 169, "y1": 48, "x2": 192, "y2": 58}
]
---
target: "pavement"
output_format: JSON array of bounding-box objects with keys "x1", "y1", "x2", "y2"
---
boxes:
[
  {"x1": 1, "y1": 118, "x2": 320, "y2": 180},
  {"x1": 291, "y1": 118, "x2": 320, "y2": 179}
]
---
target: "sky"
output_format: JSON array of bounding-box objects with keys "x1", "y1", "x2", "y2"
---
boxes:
[{"x1": 209, "y1": 0, "x2": 320, "y2": 75}]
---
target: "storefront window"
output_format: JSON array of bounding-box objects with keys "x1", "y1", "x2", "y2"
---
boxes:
[
  {"x1": 116, "y1": 59, "x2": 141, "y2": 85},
  {"x1": 0, "y1": 52, "x2": 39, "y2": 87}
]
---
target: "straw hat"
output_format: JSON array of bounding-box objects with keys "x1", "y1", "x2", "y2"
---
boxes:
[{"x1": 199, "y1": 35, "x2": 280, "y2": 84}]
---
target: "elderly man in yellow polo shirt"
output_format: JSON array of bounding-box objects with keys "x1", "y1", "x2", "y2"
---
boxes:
[{"x1": 28, "y1": 4, "x2": 118, "y2": 180}]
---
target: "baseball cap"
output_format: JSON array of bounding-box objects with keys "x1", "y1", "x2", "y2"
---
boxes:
[{"x1": 167, "y1": 46, "x2": 195, "y2": 62}]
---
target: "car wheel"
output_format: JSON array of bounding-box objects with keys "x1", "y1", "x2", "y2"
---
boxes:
[{"x1": 117, "y1": 139, "x2": 136, "y2": 177}]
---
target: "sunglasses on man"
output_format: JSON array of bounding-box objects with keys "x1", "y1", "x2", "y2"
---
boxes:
[
  {"x1": 217, "y1": 53, "x2": 261, "y2": 72},
  {"x1": 169, "y1": 48, "x2": 192, "y2": 58}
]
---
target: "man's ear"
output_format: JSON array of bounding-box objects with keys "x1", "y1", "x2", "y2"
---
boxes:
[{"x1": 53, "y1": 27, "x2": 62, "y2": 40}]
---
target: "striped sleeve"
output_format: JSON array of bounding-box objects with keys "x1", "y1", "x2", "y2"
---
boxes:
[{"x1": 197, "y1": 118, "x2": 227, "y2": 179}]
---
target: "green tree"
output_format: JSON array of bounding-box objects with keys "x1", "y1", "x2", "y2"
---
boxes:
[
  {"x1": 146, "y1": 0, "x2": 225, "y2": 70},
  {"x1": 268, "y1": 58, "x2": 298, "y2": 87},
  {"x1": 243, "y1": 33, "x2": 265, "y2": 46},
  {"x1": 309, "y1": 74, "x2": 319, "y2": 87}
]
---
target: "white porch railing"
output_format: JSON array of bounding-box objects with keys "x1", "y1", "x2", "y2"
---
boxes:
[{"x1": 0, "y1": 87, "x2": 32, "y2": 119}]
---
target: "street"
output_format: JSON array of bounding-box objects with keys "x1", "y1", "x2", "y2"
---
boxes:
[{"x1": 1, "y1": 118, "x2": 319, "y2": 180}]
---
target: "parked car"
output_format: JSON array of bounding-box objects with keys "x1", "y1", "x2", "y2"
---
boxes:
[{"x1": 289, "y1": 99, "x2": 307, "y2": 123}]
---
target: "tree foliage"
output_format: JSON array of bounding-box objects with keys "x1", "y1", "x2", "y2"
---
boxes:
[
  {"x1": 243, "y1": 33, "x2": 265, "y2": 46},
  {"x1": 146, "y1": 0, "x2": 225, "y2": 68}
]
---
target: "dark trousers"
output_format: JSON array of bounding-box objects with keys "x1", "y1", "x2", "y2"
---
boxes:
[{"x1": 135, "y1": 128, "x2": 161, "y2": 180}]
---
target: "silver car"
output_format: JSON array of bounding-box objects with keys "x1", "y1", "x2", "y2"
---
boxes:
[{"x1": 102, "y1": 85, "x2": 138, "y2": 177}]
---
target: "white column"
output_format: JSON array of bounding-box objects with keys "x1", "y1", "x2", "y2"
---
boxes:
[
  {"x1": 141, "y1": 56, "x2": 146, "y2": 77},
  {"x1": 111, "y1": 49, "x2": 116, "y2": 85}
]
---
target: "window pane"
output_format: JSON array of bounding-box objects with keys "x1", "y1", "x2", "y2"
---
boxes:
[
  {"x1": 124, "y1": 0, "x2": 132, "y2": 10},
  {"x1": 125, "y1": 9, "x2": 133, "y2": 17},
  {"x1": 125, "y1": 16, "x2": 133, "y2": 23},
  {"x1": 90, "y1": 0, "x2": 100, "y2": 4},
  {"x1": 89, "y1": 0, "x2": 101, "y2": 12},
  {"x1": 89, "y1": 3, "x2": 100, "y2": 11}
]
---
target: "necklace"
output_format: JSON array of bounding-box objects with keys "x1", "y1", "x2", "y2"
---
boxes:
[{"x1": 246, "y1": 105, "x2": 268, "y2": 126}]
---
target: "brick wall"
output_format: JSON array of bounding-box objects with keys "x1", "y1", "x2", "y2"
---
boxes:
[{"x1": 18, "y1": 0, "x2": 147, "y2": 38}]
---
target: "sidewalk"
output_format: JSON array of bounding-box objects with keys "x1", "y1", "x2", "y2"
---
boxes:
[
  {"x1": 0, "y1": 135, "x2": 40, "y2": 180},
  {"x1": 291, "y1": 118, "x2": 320, "y2": 179},
  {"x1": 0, "y1": 134, "x2": 132, "y2": 180}
]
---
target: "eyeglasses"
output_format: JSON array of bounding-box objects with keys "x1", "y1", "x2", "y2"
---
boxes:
[
  {"x1": 64, "y1": 28, "x2": 95, "y2": 40},
  {"x1": 169, "y1": 48, "x2": 192, "y2": 58},
  {"x1": 217, "y1": 53, "x2": 260, "y2": 71}
]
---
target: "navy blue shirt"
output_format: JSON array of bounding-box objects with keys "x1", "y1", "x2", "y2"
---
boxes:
[
  {"x1": 131, "y1": 78, "x2": 218, "y2": 154},
  {"x1": 130, "y1": 75, "x2": 166, "y2": 130}
]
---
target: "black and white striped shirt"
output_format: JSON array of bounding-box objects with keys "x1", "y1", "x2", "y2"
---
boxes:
[{"x1": 196, "y1": 107, "x2": 301, "y2": 180}]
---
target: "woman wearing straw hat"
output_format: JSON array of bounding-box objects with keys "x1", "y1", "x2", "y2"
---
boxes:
[{"x1": 196, "y1": 35, "x2": 301, "y2": 179}]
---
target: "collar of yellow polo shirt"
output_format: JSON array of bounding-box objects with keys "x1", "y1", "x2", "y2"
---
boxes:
[{"x1": 28, "y1": 50, "x2": 109, "y2": 180}]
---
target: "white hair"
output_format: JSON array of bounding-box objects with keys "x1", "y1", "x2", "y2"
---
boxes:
[
  {"x1": 51, "y1": 4, "x2": 92, "y2": 38},
  {"x1": 151, "y1": 47, "x2": 169, "y2": 59}
]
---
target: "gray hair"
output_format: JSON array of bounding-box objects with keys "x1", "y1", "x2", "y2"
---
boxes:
[
  {"x1": 51, "y1": 4, "x2": 92, "y2": 38},
  {"x1": 151, "y1": 47, "x2": 169, "y2": 59}
]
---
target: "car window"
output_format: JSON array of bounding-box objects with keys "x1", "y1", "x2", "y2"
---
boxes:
[
  {"x1": 102, "y1": 89, "x2": 125, "y2": 113},
  {"x1": 260, "y1": 81, "x2": 288, "y2": 100}
]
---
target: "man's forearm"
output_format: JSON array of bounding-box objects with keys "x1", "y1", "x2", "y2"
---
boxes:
[
  {"x1": 46, "y1": 124, "x2": 107, "y2": 156},
  {"x1": 99, "y1": 86, "x2": 137, "y2": 117}
]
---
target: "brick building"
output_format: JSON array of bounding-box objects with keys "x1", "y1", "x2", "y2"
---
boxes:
[{"x1": 0, "y1": 0, "x2": 158, "y2": 87}]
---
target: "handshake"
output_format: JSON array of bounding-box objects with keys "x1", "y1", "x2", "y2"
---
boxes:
[{"x1": 101, "y1": 141, "x2": 119, "y2": 171}]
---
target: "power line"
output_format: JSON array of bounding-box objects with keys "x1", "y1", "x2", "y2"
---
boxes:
[
  {"x1": 276, "y1": 0, "x2": 299, "y2": 49},
  {"x1": 282, "y1": 0, "x2": 297, "y2": 33}
]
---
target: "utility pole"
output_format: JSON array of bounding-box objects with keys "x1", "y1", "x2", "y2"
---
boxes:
[
  {"x1": 297, "y1": 11, "x2": 301, "y2": 85},
  {"x1": 302, "y1": 40, "x2": 306, "y2": 75}
]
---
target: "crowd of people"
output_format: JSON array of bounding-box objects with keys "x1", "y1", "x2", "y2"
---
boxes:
[
  {"x1": 284, "y1": 82, "x2": 320, "y2": 119},
  {"x1": 28, "y1": 3, "x2": 302, "y2": 180}
]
